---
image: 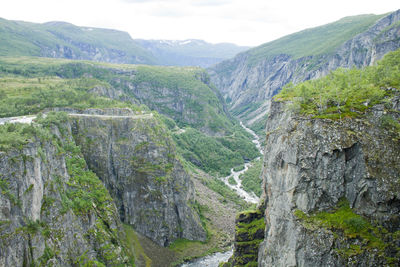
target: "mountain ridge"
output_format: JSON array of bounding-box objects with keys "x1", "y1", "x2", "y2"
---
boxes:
[
  {"x1": 208, "y1": 10, "x2": 400, "y2": 135},
  {"x1": 0, "y1": 17, "x2": 248, "y2": 67}
]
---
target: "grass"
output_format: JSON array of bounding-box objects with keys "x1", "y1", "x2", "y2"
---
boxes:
[
  {"x1": 0, "y1": 55, "x2": 259, "y2": 177},
  {"x1": 203, "y1": 178, "x2": 251, "y2": 209},
  {"x1": 239, "y1": 159, "x2": 263, "y2": 197},
  {"x1": 0, "y1": 123, "x2": 36, "y2": 151},
  {"x1": 0, "y1": 18, "x2": 155, "y2": 64},
  {"x1": 247, "y1": 14, "x2": 385, "y2": 65},
  {"x1": 228, "y1": 176, "x2": 237, "y2": 185},
  {"x1": 232, "y1": 209, "x2": 265, "y2": 266},
  {"x1": 294, "y1": 198, "x2": 400, "y2": 263},
  {"x1": 173, "y1": 127, "x2": 259, "y2": 176},
  {"x1": 275, "y1": 48, "x2": 400, "y2": 119},
  {"x1": 0, "y1": 74, "x2": 140, "y2": 118},
  {"x1": 124, "y1": 224, "x2": 148, "y2": 267}
]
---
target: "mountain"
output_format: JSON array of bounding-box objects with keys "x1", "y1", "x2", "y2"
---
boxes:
[
  {"x1": 0, "y1": 56, "x2": 260, "y2": 176},
  {"x1": 0, "y1": 18, "x2": 157, "y2": 64},
  {"x1": 209, "y1": 10, "x2": 400, "y2": 135},
  {"x1": 135, "y1": 39, "x2": 250, "y2": 68},
  {"x1": 227, "y1": 48, "x2": 400, "y2": 267},
  {"x1": 0, "y1": 18, "x2": 248, "y2": 68}
]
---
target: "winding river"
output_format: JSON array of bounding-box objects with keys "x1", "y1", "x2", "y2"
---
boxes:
[
  {"x1": 221, "y1": 121, "x2": 263, "y2": 204},
  {"x1": 180, "y1": 122, "x2": 264, "y2": 267}
]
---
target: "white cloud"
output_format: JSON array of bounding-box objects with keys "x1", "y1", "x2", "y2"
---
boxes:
[{"x1": 1, "y1": 0, "x2": 399, "y2": 46}]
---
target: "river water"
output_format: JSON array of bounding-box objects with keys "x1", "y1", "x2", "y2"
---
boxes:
[
  {"x1": 181, "y1": 122, "x2": 264, "y2": 267},
  {"x1": 221, "y1": 121, "x2": 263, "y2": 204},
  {"x1": 179, "y1": 250, "x2": 233, "y2": 267}
]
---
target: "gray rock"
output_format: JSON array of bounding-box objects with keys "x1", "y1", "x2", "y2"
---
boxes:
[
  {"x1": 257, "y1": 99, "x2": 400, "y2": 266},
  {"x1": 209, "y1": 10, "x2": 400, "y2": 127},
  {"x1": 0, "y1": 121, "x2": 128, "y2": 266},
  {"x1": 70, "y1": 109, "x2": 206, "y2": 246}
]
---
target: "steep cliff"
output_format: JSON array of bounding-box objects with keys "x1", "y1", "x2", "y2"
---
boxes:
[
  {"x1": 209, "y1": 10, "x2": 400, "y2": 129},
  {"x1": 69, "y1": 108, "x2": 206, "y2": 246},
  {"x1": 0, "y1": 108, "x2": 208, "y2": 267},
  {"x1": 258, "y1": 94, "x2": 400, "y2": 265},
  {"x1": 0, "y1": 113, "x2": 130, "y2": 266}
]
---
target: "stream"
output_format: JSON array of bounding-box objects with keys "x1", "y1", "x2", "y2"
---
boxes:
[
  {"x1": 180, "y1": 122, "x2": 264, "y2": 267},
  {"x1": 2, "y1": 115, "x2": 262, "y2": 267},
  {"x1": 221, "y1": 121, "x2": 263, "y2": 204}
]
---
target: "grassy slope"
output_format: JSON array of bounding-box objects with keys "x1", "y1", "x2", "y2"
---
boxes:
[
  {"x1": 247, "y1": 14, "x2": 385, "y2": 64},
  {"x1": 0, "y1": 18, "x2": 155, "y2": 64},
  {"x1": 0, "y1": 56, "x2": 257, "y2": 264},
  {"x1": 0, "y1": 56, "x2": 259, "y2": 175},
  {"x1": 275, "y1": 49, "x2": 400, "y2": 119}
]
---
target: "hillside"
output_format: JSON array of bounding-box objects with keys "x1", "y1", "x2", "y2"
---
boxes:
[
  {"x1": 0, "y1": 56, "x2": 259, "y2": 175},
  {"x1": 0, "y1": 18, "x2": 156, "y2": 64},
  {"x1": 260, "y1": 49, "x2": 400, "y2": 266},
  {"x1": 209, "y1": 10, "x2": 400, "y2": 136},
  {"x1": 0, "y1": 55, "x2": 260, "y2": 265},
  {"x1": 0, "y1": 18, "x2": 248, "y2": 68}
]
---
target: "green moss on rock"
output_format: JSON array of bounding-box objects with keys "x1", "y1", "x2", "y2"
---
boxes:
[{"x1": 232, "y1": 209, "x2": 265, "y2": 266}]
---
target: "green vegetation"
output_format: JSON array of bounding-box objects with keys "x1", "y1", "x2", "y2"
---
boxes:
[
  {"x1": 233, "y1": 209, "x2": 265, "y2": 266},
  {"x1": 249, "y1": 116, "x2": 267, "y2": 140},
  {"x1": 202, "y1": 178, "x2": 250, "y2": 209},
  {"x1": 168, "y1": 200, "x2": 230, "y2": 265},
  {"x1": 239, "y1": 159, "x2": 263, "y2": 197},
  {"x1": 0, "y1": 176, "x2": 20, "y2": 206},
  {"x1": 228, "y1": 176, "x2": 237, "y2": 185},
  {"x1": 173, "y1": 128, "x2": 241, "y2": 175},
  {"x1": 0, "y1": 56, "x2": 259, "y2": 176},
  {"x1": 173, "y1": 127, "x2": 259, "y2": 176},
  {"x1": 0, "y1": 123, "x2": 36, "y2": 151},
  {"x1": 275, "y1": 49, "x2": 400, "y2": 119},
  {"x1": 380, "y1": 115, "x2": 400, "y2": 140},
  {"x1": 247, "y1": 14, "x2": 384, "y2": 65},
  {"x1": 0, "y1": 18, "x2": 155, "y2": 63},
  {"x1": 294, "y1": 198, "x2": 400, "y2": 263},
  {"x1": 124, "y1": 224, "x2": 147, "y2": 267},
  {"x1": 233, "y1": 165, "x2": 245, "y2": 172},
  {"x1": 0, "y1": 71, "x2": 140, "y2": 118},
  {"x1": 128, "y1": 65, "x2": 235, "y2": 134},
  {"x1": 0, "y1": 112, "x2": 131, "y2": 266}
]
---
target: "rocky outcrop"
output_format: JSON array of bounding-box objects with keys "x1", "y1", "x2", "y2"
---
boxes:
[
  {"x1": 209, "y1": 10, "x2": 400, "y2": 127},
  {"x1": 0, "y1": 108, "x2": 207, "y2": 266},
  {"x1": 69, "y1": 108, "x2": 206, "y2": 246},
  {"x1": 258, "y1": 97, "x2": 400, "y2": 266},
  {"x1": 231, "y1": 209, "x2": 265, "y2": 266},
  {"x1": 0, "y1": 114, "x2": 129, "y2": 266}
]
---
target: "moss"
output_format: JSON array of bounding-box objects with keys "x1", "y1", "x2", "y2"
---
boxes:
[
  {"x1": 233, "y1": 209, "x2": 265, "y2": 266},
  {"x1": 294, "y1": 198, "x2": 400, "y2": 264},
  {"x1": 275, "y1": 49, "x2": 400, "y2": 119},
  {"x1": 0, "y1": 176, "x2": 21, "y2": 207}
]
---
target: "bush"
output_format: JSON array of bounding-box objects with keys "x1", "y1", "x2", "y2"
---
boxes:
[{"x1": 275, "y1": 49, "x2": 400, "y2": 118}]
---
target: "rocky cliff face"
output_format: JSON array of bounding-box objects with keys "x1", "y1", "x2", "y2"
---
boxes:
[
  {"x1": 257, "y1": 97, "x2": 400, "y2": 266},
  {"x1": 209, "y1": 10, "x2": 400, "y2": 127},
  {"x1": 0, "y1": 114, "x2": 129, "y2": 266},
  {"x1": 0, "y1": 108, "x2": 206, "y2": 266},
  {"x1": 69, "y1": 108, "x2": 206, "y2": 246}
]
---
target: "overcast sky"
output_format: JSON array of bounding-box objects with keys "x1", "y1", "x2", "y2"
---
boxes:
[{"x1": 1, "y1": 0, "x2": 399, "y2": 46}]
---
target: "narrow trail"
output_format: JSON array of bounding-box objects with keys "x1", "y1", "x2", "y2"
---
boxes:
[{"x1": 0, "y1": 112, "x2": 153, "y2": 125}]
